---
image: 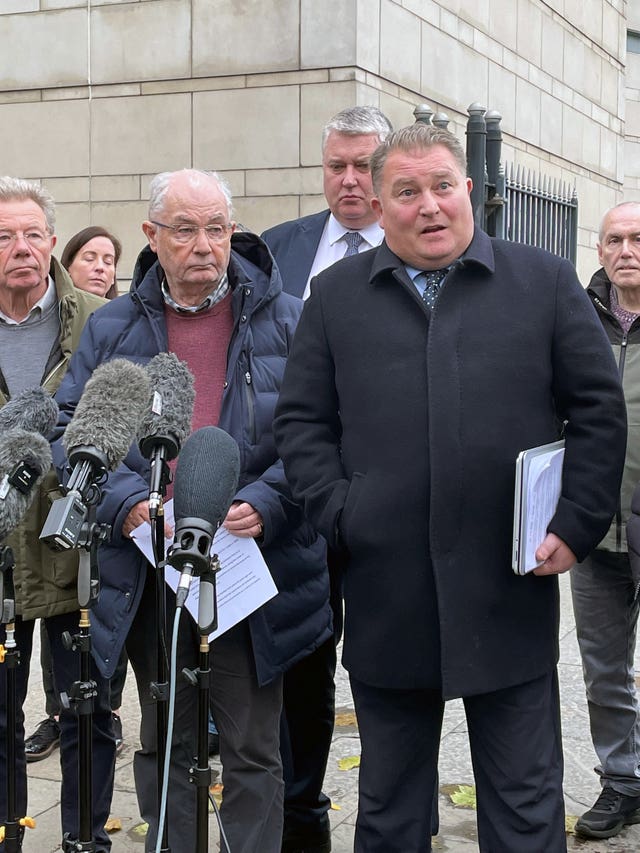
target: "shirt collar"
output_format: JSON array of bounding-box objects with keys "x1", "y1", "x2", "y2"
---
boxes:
[
  {"x1": 161, "y1": 272, "x2": 230, "y2": 313},
  {"x1": 327, "y1": 212, "x2": 384, "y2": 249},
  {"x1": 0, "y1": 275, "x2": 57, "y2": 325}
]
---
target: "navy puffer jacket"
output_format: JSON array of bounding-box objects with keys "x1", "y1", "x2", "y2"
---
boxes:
[{"x1": 53, "y1": 231, "x2": 332, "y2": 684}]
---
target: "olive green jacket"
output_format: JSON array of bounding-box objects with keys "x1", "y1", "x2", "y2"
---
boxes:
[{"x1": 0, "y1": 257, "x2": 105, "y2": 619}]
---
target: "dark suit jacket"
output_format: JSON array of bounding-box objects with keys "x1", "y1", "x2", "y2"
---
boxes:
[
  {"x1": 274, "y1": 230, "x2": 627, "y2": 698},
  {"x1": 262, "y1": 209, "x2": 330, "y2": 298}
]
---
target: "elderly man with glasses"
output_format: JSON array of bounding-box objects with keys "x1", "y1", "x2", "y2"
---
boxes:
[{"x1": 52, "y1": 169, "x2": 332, "y2": 853}]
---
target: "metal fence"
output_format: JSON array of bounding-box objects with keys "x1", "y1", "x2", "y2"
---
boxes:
[{"x1": 413, "y1": 103, "x2": 578, "y2": 265}]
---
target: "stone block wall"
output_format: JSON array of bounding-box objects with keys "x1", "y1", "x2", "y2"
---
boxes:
[{"x1": 0, "y1": 0, "x2": 630, "y2": 284}]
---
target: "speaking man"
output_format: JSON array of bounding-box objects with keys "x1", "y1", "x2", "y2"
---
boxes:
[{"x1": 273, "y1": 124, "x2": 628, "y2": 852}]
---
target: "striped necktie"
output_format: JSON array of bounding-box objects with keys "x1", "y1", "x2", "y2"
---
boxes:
[{"x1": 343, "y1": 231, "x2": 364, "y2": 257}]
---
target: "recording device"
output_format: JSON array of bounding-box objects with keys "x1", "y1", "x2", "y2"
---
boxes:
[
  {"x1": 137, "y1": 352, "x2": 195, "y2": 518},
  {"x1": 40, "y1": 359, "x2": 151, "y2": 550},
  {"x1": 0, "y1": 386, "x2": 59, "y2": 437},
  {"x1": 169, "y1": 427, "x2": 240, "y2": 618},
  {"x1": 0, "y1": 428, "x2": 52, "y2": 541}
]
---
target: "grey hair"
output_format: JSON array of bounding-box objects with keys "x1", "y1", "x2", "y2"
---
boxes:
[
  {"x1": 370, "y1": 124, "x2": 468, "y2": 195},
  {"x1": 148, "y1": 169, "x2": 234, "y2": 220},
  {"x1": 598, "y1": 200, "x2": 640, "y2": 242},
  {"x1": 0, "y1": 176, "x2": 56, "y2": 233},
  {"x1": 321, "y1": 106, "x2": 393, "y2": 152}
]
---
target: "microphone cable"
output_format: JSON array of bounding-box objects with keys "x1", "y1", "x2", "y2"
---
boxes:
[{"x1": 154, "y1": 592, "x2": 232, "y2": 853}]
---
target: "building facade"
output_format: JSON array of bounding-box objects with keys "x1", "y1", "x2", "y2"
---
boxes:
[{"x1": 0, "y1": 0, "x2": 631, "y2": 283}]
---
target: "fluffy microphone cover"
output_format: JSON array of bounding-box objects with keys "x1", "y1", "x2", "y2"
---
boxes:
[
  {"x1": 63, "y1": 359, "x2": 151, "y2": 471},
  {"x1": 137, "y1": 352, "x2": 195, "y2": 453},
  {"x1": 0, "y1": 387, "x2": 59, "y2": 437},
  {"x1": 0, "y1": 428, "x2": 52, "y2": 540},
  {"x1": 173, "y1": 427, "x2": 241, "y2": 528}
]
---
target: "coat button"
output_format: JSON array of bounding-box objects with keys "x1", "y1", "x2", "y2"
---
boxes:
[
  {"x1": 223, "y1": 380, "x2": 229, "y2": 388},
  {"x1": 241, "y1": 314, "x2": 247, "y2": 322}
]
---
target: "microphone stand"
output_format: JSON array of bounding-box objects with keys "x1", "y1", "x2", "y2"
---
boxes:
[
  {"x1": 60, "y1": 499, "x2": 110, "y2": 853},
  {"x1": 183, "y1": 556, "x2": 220, "y2": 853},
  {"x1": 147, "y1": 445, "x2": 172, "y2": 853},
  {"x1": 0, "y1": 544, "x2": 34, "y2": 852}
]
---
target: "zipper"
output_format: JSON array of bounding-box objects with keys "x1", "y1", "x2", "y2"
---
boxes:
[
  {"x1": 615, "y1": 331, "x2": 628, "y2": 550},
  {"x1": 243, "y1": 363, "x2": 256, "y2": 445}
]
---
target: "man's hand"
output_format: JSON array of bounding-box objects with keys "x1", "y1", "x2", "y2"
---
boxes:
[
  {"x1": 223, "y1": 501, "x2": 264, "y2": 539},
  {"x1": 123, "y1": 500, "x2": 151, "y2": 539},
  {"x1": 533, "y1": 532, "x2": 576, "y2": 576}
]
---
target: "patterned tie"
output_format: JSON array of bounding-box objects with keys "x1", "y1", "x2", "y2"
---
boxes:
[
  {"x1": 418, "y1": 267, "x2": 450, "y2": 309},
  {"x1": 343, "y1": 231, "x2": 364, "y2": 257}
]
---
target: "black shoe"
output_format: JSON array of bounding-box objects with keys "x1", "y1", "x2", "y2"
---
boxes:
[
  {"x1": 575, "y1": 786, "x2": 640, "y2": 839},
  {"x1": 25, "y1": 717, "x2": 60, "y2": 762},
  {"x1": 112, "y1": 712, "x2": 124, "y2": 755},
  {"x1": 208, "y1": 732, "x2": 220, "y2": 756},
  {"x1": 281, "y1": 826, "x2": 331, "y2": 853}
]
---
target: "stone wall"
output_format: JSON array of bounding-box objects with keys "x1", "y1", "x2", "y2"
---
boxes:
[{"x1": 0, "y1": 0, "x2": 629, "y2": 283}]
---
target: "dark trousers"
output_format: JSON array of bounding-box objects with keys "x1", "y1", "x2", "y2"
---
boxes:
[
  {"x1": 40, "y1": 619, "x2": 129, "y2": 717},
  {"x1": 350, "y1": 669, "x2": 566, "y2": 853},
  {"x1": 280, "y1": 549, "x2": 344, "y2": 836},
  {"x1": 0, "y1": 613, "x2": 115, "y2": 853}
]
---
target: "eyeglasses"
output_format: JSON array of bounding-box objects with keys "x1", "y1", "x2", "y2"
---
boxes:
[
  {"x1": 150, "y1": 220, "x2": 232, "y2": 244},
  {"x1": 0, "y1": 230, "x2": 50, "y2": 251}
]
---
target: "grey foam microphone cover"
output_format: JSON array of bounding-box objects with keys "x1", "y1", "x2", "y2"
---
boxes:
[
  {"x1": 63, "y1": 358, "x2": 151, "y2": 471},
  {"x1": 0, "y1": 387, "x2": 59, "y2": 437},
  {"x1": 138, "y1": 352, "x2": 195, "y2": 459},
  {"x1": 0, "y1": 428, "x2": 52, "y2": 540},
  {"x1": 173, "y1": 427, "x2": 241, "y2": 528}
]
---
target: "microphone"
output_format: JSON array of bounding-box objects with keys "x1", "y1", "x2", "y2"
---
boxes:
[
  {"x1": 137, "y1": 352, "x2": 195, "y2": 518},
  {"x1": 40, "y1": 359, "x2": 151, "y2": 550},
  {"x1": 0, "y1": 387, "x2": 59, "y2": 437},
  {"x1": 0, "y1": 428, "x2": 52, "y2": 541},
  {"x1": 169, "y1": 427, "x2": 240, "y2": 626}
]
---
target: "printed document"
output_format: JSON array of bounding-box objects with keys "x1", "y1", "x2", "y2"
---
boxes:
[
  {"x1": 131, "y1": 499, "x2": 278, "y2": 640},
  {"x1": 512, "y1": 440, "x2": 565, "y2": 575}
]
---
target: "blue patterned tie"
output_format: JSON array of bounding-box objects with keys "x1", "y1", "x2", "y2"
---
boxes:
[
  {"x1": 418, "y1": 267, "x2": 450, "y2": 309},
  {"x1": 343, "y1": 231, "x2": 364, "y2": 257}
]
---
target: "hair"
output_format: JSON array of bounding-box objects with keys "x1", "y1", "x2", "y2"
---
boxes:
[
  {"x1": 321, "y1": 106, "x2": 393, "y2": 153},
  {"x1": 598, "y1": 200, "x2": 640, "y2": 242},
  {"x1": 60, "y1": 226, "x2": 122, "y2": 299},
  {"x1": 0, "y1": 176, "x2": 56, "y2": 233},
  {"x1": 147, "y1": 169, "x2": 234, "y2": 220},
  {"x1": 370, "y1": 124, "x2": 468, "y2": 195}
]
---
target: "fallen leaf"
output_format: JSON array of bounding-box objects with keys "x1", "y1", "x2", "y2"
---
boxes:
[
  {"x1": 338, "y1": 755, "x2": 361, "y2": 771},
  {"x1": 565, "y1": 814, "x2": 578, "y2": 834},
  {"x1": 449, "y1": 784, "x2": 477, "y2": 809},
  {"x1": 104, "y1": 817, "x2": 121, "y2": 833},
  {"x1": 330, "y1": 803, "x2": 342, "y2": 811},
  {"x1": 132, "y1": 822, "x2": 149, "y2": 837},
  {"x1": 335, "y1": 711, "x2": 358, "y2": 728}
]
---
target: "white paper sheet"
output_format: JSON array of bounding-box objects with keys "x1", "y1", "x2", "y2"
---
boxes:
[{"x1": 131, "y1": 499, "x2": 278, "y2": 640}]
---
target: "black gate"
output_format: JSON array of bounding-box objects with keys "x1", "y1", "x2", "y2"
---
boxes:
[{"x1": 414, "y1": 103, "x2": 578, "y2": 265}]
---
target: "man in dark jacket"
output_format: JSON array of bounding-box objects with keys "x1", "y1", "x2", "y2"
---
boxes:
[
  {"x1": 262, "y1": 104, "x2": 392, "y2": 853},
  {"x1": 571, "y1": 201, "x2": 640, "y2": 839},
  {"x1": 274, "y1": 125, "x2": 628, "y2": 853},
  {"x1": 0, "y1": 177, "x2": 110, "y2": 851},
  {"x1": 53, "y1": 169, "x2": 332, "y2": 853}
]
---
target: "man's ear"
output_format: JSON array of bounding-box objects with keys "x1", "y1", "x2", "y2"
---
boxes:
[
  {"x1": 142, "y1": 221, "x2": 158, "y2": 252},
  {"x1": 372, "y1": 197, "x2": 384, "y2": 228}
]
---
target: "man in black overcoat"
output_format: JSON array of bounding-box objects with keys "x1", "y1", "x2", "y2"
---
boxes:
[{"x1": 273, "y1": 124, "x2": 628, "y2": 853}]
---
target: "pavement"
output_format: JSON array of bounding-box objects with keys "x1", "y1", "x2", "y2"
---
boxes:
[{"x1": 17, "y1": 572, "x2": 640, "y2": 852}]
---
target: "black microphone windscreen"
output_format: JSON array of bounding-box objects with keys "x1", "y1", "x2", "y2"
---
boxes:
[
  {"x1": 137, "y1": 352, "x2": 195, "y2": 459},
  {"x1": 63, "y1": 359, "x2": 151, "y2": 471},
  {"x1": 0, "y1": 387, "x2": 59, "y2": 437},
  {"x1": 0, "y1": 428, "x2": 52, "y2": 540},
  {"x1": 173, "y1": 427, "x2": 240, "y2": 528}
]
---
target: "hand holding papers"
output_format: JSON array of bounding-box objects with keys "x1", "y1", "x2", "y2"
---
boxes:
[
  {"x1": 131, "y1": 499, "x2": 278, "y2": 640},
  {"x1": 512, "y1": 440, "x2": 565, "y2": 575}
]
